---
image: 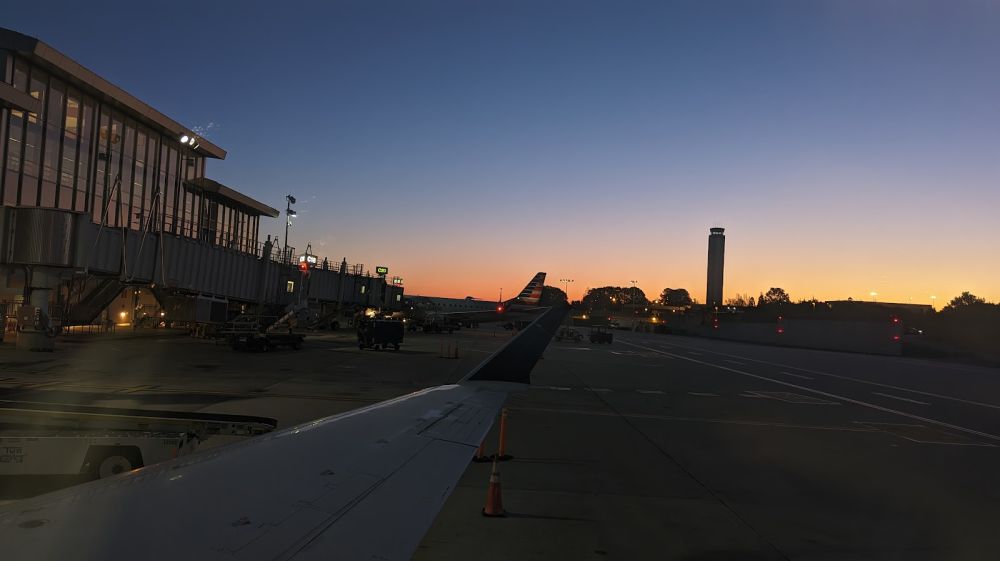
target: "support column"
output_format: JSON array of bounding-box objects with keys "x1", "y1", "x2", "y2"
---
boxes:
[{"x1": 17, "y1": 269, "x2": 56, "y2": 351}]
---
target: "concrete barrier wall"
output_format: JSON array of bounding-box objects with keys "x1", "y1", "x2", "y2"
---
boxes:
[{"x1": 674, "y1": 317, "x2": 902, "y2": 356}]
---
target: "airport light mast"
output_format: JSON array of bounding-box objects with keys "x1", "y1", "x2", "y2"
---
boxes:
[
  {"x1": 283, "y1": 195, "x2": 296, "y2": 264},
  {"x1": 560, "y1": 278, "x2": 574, "y2": 302}
]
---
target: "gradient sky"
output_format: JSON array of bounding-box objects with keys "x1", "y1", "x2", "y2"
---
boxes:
[{"x1": 7, "y1": 1, "x2": 999, "y2": 305}]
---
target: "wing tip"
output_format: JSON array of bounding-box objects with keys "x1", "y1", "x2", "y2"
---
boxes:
[{"x1": 463, "y1": 303, "x2": 569, "y2": 384}]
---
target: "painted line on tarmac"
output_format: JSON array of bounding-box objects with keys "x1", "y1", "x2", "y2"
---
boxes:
[
  {"x1": 620, "y1": 339, "x2": 1000, "y2": 444},
  {"x1": 547, "y1": 386, "x2": 572, "y2": 391},
  {"x1": 511, "y1": 405, "x2": 878, "y2": 433},
  {"x1": 660, "y1": 343, "x2": 1000, "y2": 412},
  {"x1": 636, "y1": 389, "x2": 664, "y2": 395},
  {"x1": 872, "y1": 392, "x2": 929, "y2": 406},
  {"x1": 688, "y1": 392, "x2": 719, "y2": 397},
  {"x1": 778, "y1": 371, "x2": 814, "y2": 380},
  {"x1": 584, "y1": 387, "x2": 613, "y2": 393}
]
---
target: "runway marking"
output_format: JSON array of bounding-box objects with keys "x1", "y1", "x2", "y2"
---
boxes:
[
  {"x1": 872, "y1": 392, "x2": 929, "y2": 406},
  {"x1": 584, "y1": 387, "x2": 612, "y2": 393},
  {"x1": 660, "y1": 344, "x2": 1000, "y2": 412},
  {"x1": 637, "y1": 389, "x2": 664, "y2": 395},
  {"x1": 547, "y1": 386, "x2": 572, "y2": 391},
  {"x1": 725, "y1": 359, "x2": 746, "y2": 366},
  {"x1": 859, "y1": 422, "x2": 993, "y2": 447},
  {"x1": 511, "y1": 406, "x2": 878, "y2": 433},
  {"x1": 778, "y1": 371, "x2": 813, "y2": 380},
  {"x1": 688, "y1": 392, "x2": 719, "y2": 397},
  {"x1": 566, "y1": 347, "x2": 592, "y2": 351},
  {"x1": 746, "y1": 391, "x2": 839, "y2": 405},
  {"x1": 620, "y1": 339, "x2": 1000, "y2": 444}
]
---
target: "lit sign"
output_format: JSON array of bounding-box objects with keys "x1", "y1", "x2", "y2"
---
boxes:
[
  {"x1": 376, "y1": 266, "x2": 389, "y2": 276},
  {"x1": 392, "y1": 276, "x2": 403, "y2": 286},
  {"x1": 298, "y1": 254, "x2": 318, "y2": 265}
]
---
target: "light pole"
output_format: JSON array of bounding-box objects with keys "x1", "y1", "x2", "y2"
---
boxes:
[
  {"x1": 870, "y1": 291, "x2": 878, "y2": 303},
  {"x1": 930, "y1": 295, "x2": 937, "y2": 310},
  {"x1": 283, "y1": 195, "x2": 296, "y2": 264},
  {"x1": 560, "y1": 278, "x2": 574, "y2": 302}
]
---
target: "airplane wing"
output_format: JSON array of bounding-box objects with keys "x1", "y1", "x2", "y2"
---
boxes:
[{"x1": 0, "y1": 304, "x2": 569, "y2": 561}]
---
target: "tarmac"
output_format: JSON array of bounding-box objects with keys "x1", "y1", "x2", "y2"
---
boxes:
[{"x1": 2, "y1": 326, "x2": 999, "y2": 560}]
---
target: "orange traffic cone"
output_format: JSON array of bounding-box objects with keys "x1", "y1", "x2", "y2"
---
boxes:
[
  {"x1": 491, "y1": 408, "x2": 513, "y2": 461},
  {"x1": 472, "y1": 440, "x2": 490, "y2": 463},
  {"x1": 482, "y1": 459, "x2": 505, "y2": 517}
]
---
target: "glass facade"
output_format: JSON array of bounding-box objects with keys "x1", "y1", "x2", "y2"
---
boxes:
[{"x1": 0, "y1": 50, "x2": 262, "y2": 254}]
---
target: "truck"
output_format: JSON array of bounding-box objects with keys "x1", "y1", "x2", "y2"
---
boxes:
[
  {"x1": 221, "y1": 314, "x2": 305, "y2": 351},
  {"x1": 0, "y1": 400, "x2": 276, "y2": 486},
  {"x1": 357, "y1": 318, "x2": 404, "y2": 350}
]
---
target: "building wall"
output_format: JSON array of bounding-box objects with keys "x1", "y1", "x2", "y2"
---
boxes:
[{"x1": 0, "y1": 50, "x2": 260, "y2": 255}]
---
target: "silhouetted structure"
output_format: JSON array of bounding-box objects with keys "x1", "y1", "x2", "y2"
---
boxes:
[{"x1": 706, "y1": 227, "x2": 725, "y2": 307}]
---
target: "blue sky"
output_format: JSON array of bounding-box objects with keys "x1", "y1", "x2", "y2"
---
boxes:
[{"x1": 6, "y1": 1, "x2": 999, "y2": 302}]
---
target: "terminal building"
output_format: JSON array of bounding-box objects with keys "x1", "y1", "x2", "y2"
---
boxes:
[{"x1": 0, "y1": 28, "x2": 402, "y2": 348}]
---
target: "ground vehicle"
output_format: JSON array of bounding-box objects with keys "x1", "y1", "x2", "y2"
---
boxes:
[
  {"x1": 422, "y1": 317, "x2": 460, "y2": 334},
  {"x1": 358, "y1": 319, "x2": 404, "y2": 350},
  {"x1": 221, "y1": 314, "x2": 305, "y2": 351},
  {"x1": 590, "y1": 325, "x2": 614, "y2": 344},
  {"x1": 0, "y1": 401, "x2": 276, "y2": 483},
  {"x1": 555, "y1": 327, "x2": 583, "y2": 342}
]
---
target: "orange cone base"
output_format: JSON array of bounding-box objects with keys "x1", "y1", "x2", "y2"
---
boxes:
[
  {"x1": 490, "y1": 454, "x2": 513, "y2": 462},
  {"x1": 482, "y1": 507, "x2": 506, "y2": 518}
]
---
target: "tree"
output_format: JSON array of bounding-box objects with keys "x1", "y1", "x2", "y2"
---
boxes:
[
  {"x1": 539, "y1": 285, "x2": 567, "y2": 306},
  {"x1": 761, "y1": 287, "x2": 791, "y2": 305},
  {"x1": 748, "y1": 297, "x2": 755, "y2": 307},
  {"x1": 725, "y1": 293, "x2": 753, "y2": 307},
  {"x1": 582, "y1": 286, "x2": 649, "y2": 310},
  {"x1": 659, "y1": 288, "x2": 692, "y2": 306},
  {"x1": 944, "y1": 292, "x2": 988, "y2": 311}
]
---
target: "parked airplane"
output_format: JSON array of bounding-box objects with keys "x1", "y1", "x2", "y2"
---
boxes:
[
  {"x1": 0, "y1": 303, "x2": 568, "y2": 561},
  {"x1": 405, "y1": 272, "x2": 547, "y2": 325}
]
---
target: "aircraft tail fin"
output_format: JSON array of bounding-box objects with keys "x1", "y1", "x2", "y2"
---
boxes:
[
  {"x1": 514, "y1": 272, "x2": 546, "y2": 305},
  {"x1": 463, "y1": 303, "x2": 568, "y2": 384}
]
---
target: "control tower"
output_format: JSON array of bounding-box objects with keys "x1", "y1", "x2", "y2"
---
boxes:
[{"x1": 706, "y1": 228, "x2": 725, "y2": 307}]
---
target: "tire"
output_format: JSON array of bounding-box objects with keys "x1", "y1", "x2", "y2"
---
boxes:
[
  {"x1": 83, "y1": 446, "x2": 143, "y2": 479},
  {"x1": 98, "y1": 455, "x2": 134, "y2": 478}
]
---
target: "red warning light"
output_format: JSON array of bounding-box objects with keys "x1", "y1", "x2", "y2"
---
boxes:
[
  {"x1": 298, "y1": 261, "x2": 309, "y2": 272},
  {"x1": 777, "y1": 327, "x2": 785, "y2": 334},
  {"x1": 891, "y1": 316, "x2": 900, "y2": 325},
  {"x1": 496, "y1": 306, "x2": 503, "y2": 313},
  {"x1": 891, "y1": 335, "x2": 901, "y2": 342}
]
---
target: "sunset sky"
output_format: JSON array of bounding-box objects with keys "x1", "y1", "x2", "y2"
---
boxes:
[{"x1": 8, "y1": 1, "x2": 999, "y2": 305}]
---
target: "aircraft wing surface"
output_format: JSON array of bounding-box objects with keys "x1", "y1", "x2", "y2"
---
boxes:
[{"x1": 0, "y1": 304, "x2": 568, "y2": 561}]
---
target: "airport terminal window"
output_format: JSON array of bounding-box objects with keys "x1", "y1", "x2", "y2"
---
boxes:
[
  {"x1": 12, "y1": 59, "x2": 27, "y2": 92},
  {"x1": 4, "y1": 109, "x2": 24, "y2": 206},
  {"x1": 121, "y1": 123, "x2": 135, "y2": 230},
  {"x1": 59, "y1": 93, "x2": 80, "y2": 210},
  {"x1": 21, "y1": 111, "x2": 41, "y2": 206},
  {"x1": 107, "y1": 116, "x2": 124, "y2": 227},
  {"x1": 40, "y1": 77, "x2": 64, "y2": 208},
  {"x1": 76, "y1": 98, "x2": 94, "y2": 213},
  {"x1": 131, "y1": 130, "x2": 146, "y2": 229},
  {"x1": 92, "y1": 110, "x2": 109, "y2": 223},
  {"x1": 0, "y1": 108, "x2": 7, "y2": 202}
]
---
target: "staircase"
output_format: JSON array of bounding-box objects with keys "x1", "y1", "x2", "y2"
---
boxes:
[{"x1": 64, "y1": 278, "x2": 124, "y2": 325}]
